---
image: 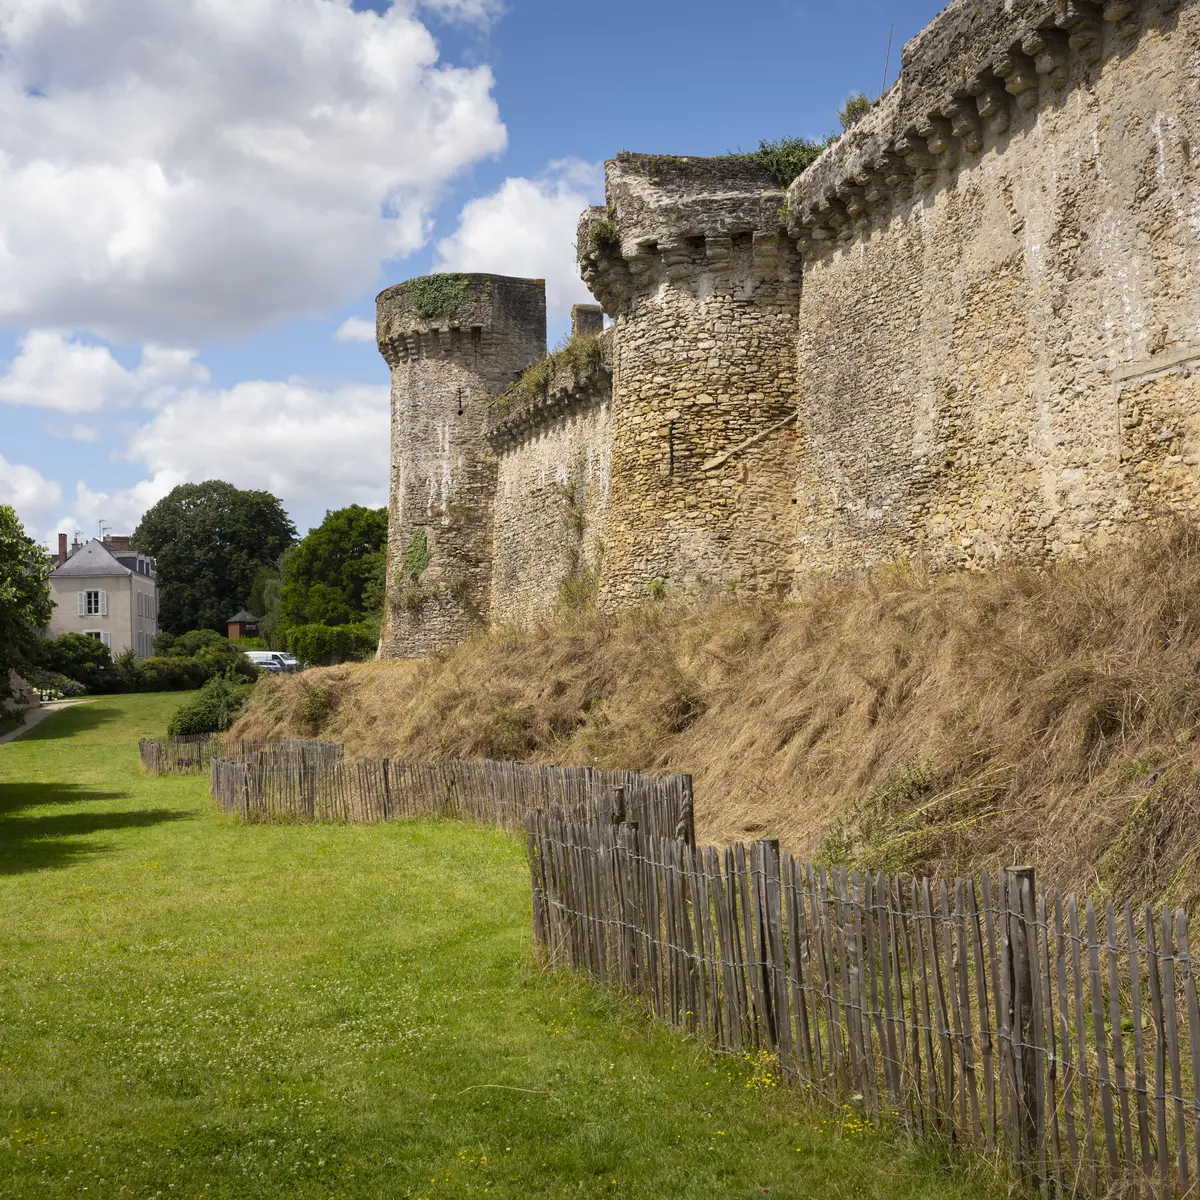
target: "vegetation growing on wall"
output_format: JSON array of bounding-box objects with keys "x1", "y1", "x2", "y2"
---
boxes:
[
  {"x1": 838, "y1": 91, "x2": 873, "y2": 130},
  {"x1": 727, "y1": 136, "x2": 834, "y2": 188},
  {"x1": 497, "y1": 334, "x2": 606, "y2": 412},
  {"x1": 406, "y1": 274, "x2": 470, "y2": 321}
]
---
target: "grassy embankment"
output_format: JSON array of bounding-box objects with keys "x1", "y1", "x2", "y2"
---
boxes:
[
  {"x1": 234, "y1": 525, "x2": 1200, "y2": 911},
  {"x1": 0, "y1": 694, "x2": 1000, "y2": 1198}
]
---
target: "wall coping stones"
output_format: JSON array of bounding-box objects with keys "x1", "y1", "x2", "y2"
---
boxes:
[
  {"x1": 486, "y1": 330, "x2": 613, "y2": 451},
  {"x1": 787, "y1": 0, "x2": 1180, "y2": 247}
]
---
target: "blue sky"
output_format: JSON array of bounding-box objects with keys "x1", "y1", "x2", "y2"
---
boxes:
[{"x1": 0, "y1": 0, "x2": 945, "y2": 546}]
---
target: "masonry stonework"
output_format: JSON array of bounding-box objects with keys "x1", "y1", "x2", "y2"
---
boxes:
[
  {"x1": 379, "y1": 0, "x2": 1200, "y2": 659},
  {"x1": 377, "y1": 274, "x2": 546, "y2": 658},
  {"x1": 787, "y1": 0, "x2": 1200, "y2": 573},
  {"x1": 487, "y1": 336, "x2": 612, "y2": 625},
  {"x1": 579, "y1": 156, "x2": 802, "y2": 603}
]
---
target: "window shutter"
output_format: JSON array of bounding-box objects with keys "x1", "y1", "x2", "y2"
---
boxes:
[
  {"x1": 77, "y1": 591, "x2": 85, "y2": 616},
  {"x1": 101, "y1": 631, "x2": 111, "y2": 649},
  {"x1": 100, "y1": 590, "x2": 108, "y2": 616}
]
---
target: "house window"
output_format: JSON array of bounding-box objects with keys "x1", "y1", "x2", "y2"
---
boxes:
[
  {"x1": 85, "y1": 590, "x2": 101, "y2": 615},
  {"x1": 84, "y1": 631, "x2": 111, "y2": 649}
]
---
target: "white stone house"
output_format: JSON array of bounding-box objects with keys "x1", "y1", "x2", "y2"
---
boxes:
[{"x1": 46, "y1": 538, "x2": 160, "y2": 658}]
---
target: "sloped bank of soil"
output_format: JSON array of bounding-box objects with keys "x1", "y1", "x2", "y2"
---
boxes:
[{"x1": 232, "y1": 525, "x2": 1200, "y2": 911}]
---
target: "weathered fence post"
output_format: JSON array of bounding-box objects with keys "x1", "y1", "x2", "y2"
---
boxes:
[
  {"x1": 1003, "y1": 865, "x2": 1040, "y2": 1182},
  {"x1": 613, "y1": 785, "x2": 626, "y2": 827}
]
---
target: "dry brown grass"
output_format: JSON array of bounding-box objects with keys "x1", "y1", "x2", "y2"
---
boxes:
[{"x1": 232, "y1": 524, "x2": 1200, "y2": 910}]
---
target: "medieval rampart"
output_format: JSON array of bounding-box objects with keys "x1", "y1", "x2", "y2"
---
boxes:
[
  {"x1": 786, "y1": 0, "x2": 1199, "y2": 572},
  {"x1": 487, "y1": 327, "x2": 613, "y2": 625},
  {"x1": 378, "y1": 0, "x2": 1200, "y2": 658}
]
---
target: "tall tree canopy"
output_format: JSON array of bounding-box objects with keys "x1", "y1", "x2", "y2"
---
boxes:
[
  {"x1": 0, "y1": 505, "x2": 53, "y2": 702},
  {"x1": 278, "y1": 505, "x2": 387, "y2": 631},
  {"x1": 132, "y1": 481, "x2": 296, "y2": 635}
]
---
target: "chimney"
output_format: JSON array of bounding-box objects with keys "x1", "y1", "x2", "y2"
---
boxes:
[
  {"x1": 57, "y1": 533, "x2": 67, "y2": 566},
  {"x1": 571, "y1": 304, "x2": 604, "y2": 339}
]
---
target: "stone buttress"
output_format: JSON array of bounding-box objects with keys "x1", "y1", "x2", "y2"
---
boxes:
[
  {"x1": 376, "y1": 274, "x2": 546, "y2": 659},
  {"x1": 578, "y1": 154, "x2": 802, "y2": 604}
]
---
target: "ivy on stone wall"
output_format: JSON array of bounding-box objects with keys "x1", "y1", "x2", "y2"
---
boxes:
[
  {"x1": 402, "y1": 527, "x2": 430, "y2": 579},
  {"x1": 406, "y1": 274, "x2": 470, "y2": 321}
]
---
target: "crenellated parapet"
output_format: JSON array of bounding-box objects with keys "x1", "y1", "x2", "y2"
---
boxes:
[
  {"x1": 486, "y1": 330, "x2": 613, "y2": 452},
  {"x1": 578, "y1": 153, "x2": 791, "y2": 318},
  {"x1": 787, "y1": 0, "x2": 1179, "y2": 247}
]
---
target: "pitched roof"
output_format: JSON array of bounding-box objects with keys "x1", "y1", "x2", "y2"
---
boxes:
[
  {"x1": 228, "y1": 610, "x2": 261, "y2": 623},
  {"x1": 49, "y1": 539, "x2": 133, "y2": 579}
]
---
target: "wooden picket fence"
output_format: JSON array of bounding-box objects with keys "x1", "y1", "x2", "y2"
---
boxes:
[
  {"x1": 527, "y1": 813, "x2": 1200, "y2": 1198},
  {"x1": 139, "y1": 734, "x2": 340, "y2": 776},
  {"x1": 209, "y1": 748, "x2": 694, "y2": 842}
]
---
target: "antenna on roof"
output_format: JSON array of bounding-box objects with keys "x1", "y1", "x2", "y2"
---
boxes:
[
  {"x1": 98, "y1": 519, "x2": 110, "y2": 541},
  {"x1": 880, "y1": 24, "x2": 894, "y2": 100}
]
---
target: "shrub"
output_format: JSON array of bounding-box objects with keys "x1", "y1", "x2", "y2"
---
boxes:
[
  {"x1": 839, "y1": 91, "x2": 872, "y2": 131},
  {"x1": 168, "y1": 629, "x2": 228, "y2": 657},
  {"x1": 138, "y1": 656, "x2": 212, "y2": 692},
  {"x1": 25, "y1": 669, "x2": 87, "y2": 700},
  {"x1": 40, "y1": 633, "x2": 119, "y2": 693},
  {"x1": 167, "y1": 677, "x2": 254, "y2": 736},
  {"x1": 284, "y1": 622, "x2": 377, "y2": 666}
]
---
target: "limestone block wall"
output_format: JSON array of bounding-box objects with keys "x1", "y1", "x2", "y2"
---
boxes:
[
  {"x1": 787, "y1": 0, "x2": 1200, "y2": 574},
  {"x1": 580, "y1": 155, "x2": 802, "y2": 604},
  {"x1": 377, "y1": 274, "x2": 546, "y2": 659}
]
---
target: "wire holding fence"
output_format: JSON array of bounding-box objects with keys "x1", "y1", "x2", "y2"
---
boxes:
[
  {"x1": 207, "y1": 748, "x2": 695, "y2": 843},
  {"x1": 138, "y1": 734, "x2": 340, "y2": 776},
  {"x1": 527, "y1": 811, "x2": 1200, "y2": 1199}
]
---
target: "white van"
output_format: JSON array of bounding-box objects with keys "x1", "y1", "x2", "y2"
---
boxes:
[{"x1": 243, "y1": 650, "x2": 292, "y2": 673}]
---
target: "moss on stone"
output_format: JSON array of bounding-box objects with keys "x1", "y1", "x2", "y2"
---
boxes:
[
  {"x1": 401, "y1": 527, "x2": 430, "y2": 579},
  {"x1": 406, "y1": 274, "x2": 470, "y2": 321},
  {"x1": 496, "y1": 334, "x2": 605, "y2": 411}
]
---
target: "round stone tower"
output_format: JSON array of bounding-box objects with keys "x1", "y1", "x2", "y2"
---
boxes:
[
  {"x1": 578, "y1": 153, "x2": 802, "y2": 605},
  {"x1": 376, "y1": 273, "x2": 546, "y2": 659}
]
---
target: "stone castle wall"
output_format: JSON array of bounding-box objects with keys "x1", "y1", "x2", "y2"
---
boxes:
[
  {"x1": 787, "y1": 0, "x2": 1200, "y2": 572},
  {"x1": 378, "y1": 0, "x2": 1200, "y2": 658},
  {"x1": 488, "y1": 332, "x2": 613, "y2": 625}
]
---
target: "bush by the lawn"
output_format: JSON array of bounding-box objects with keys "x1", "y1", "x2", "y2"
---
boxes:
[
  {"x1": 283, "y1": 621, "x2": 376, "y2": 666},
  {"x1": 39, "y1": 629, "x2": 259, "y2": 695},
  {"x1": 167, "y1": 677, "x2": 255, "y2": 736}
]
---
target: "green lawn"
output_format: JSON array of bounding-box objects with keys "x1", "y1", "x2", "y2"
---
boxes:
[{"x1": 0, "y1": 694, "x2": 1004, "y2": 1198}]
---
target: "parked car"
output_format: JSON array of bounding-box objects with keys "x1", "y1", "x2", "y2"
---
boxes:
[
  {"x1": 242, "y1": 650, "x2": 296, "y2": 674},
  {"x1": 278, "y1": 653, "x2": 303, "y2": 672}
]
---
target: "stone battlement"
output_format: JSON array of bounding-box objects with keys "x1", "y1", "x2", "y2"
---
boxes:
[
  {"x1": 579, "y1": 153, "x2": 788, "y2": 317},
  {"x1": 486, "y1": 330, "x2": 613, "y2": 451},
  {"x1": 789, "y1": 0, "x2": 1178, "y2": 246},
  {"x1": 377, "y1": 273, "x2": 546, "y2": 370}
]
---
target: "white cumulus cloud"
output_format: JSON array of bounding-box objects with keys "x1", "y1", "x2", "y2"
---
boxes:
[
  {"x1": 126, "y1": 378, "x2": 390, "y2": 522},
  {"x1": 435, "y1": 160, "x2": 603, "y2": 324},
  {"x1": 334, "y1": 316, "x2": 378, "y2": 343},
  {"x1": 0, "y1": 0, "x2": 507, "y2": 342},
  {"x1": 0, "y1": 331, "x2": 207, "y2": 413},
  {"x1": 0, "y1": 453, "x2": 61, "y2": 516}
]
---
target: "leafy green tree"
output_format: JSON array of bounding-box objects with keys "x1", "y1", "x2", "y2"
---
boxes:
[
  {"x1": 0, "y1": 505, "x2": 53, "y2": 705},
  {"x1": 41, "y1": 633, "x2": 118, "y2": 693},
  {"x1": 131, "y1": 481, "x2": 296, "y2": 635},
  {"x1": 248, "y1": 548, "x2": 291, "y2": 647},
  {"x1": 278, "y1": 505, "x2": 387, "y2": 633}
]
